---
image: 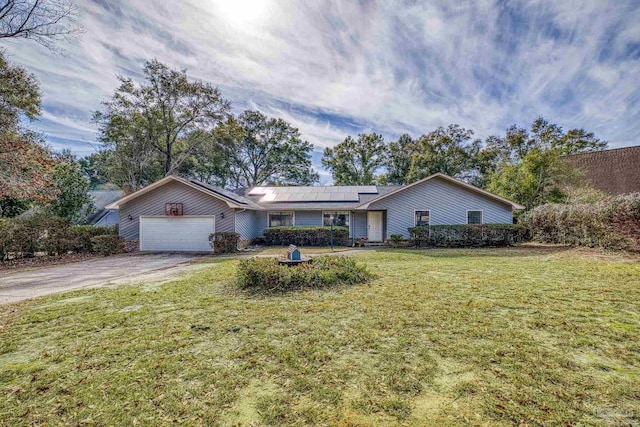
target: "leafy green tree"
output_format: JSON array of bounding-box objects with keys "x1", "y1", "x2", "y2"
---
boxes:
[
  {"x1": 49, "y1": 151, "x2": 93, "y2": 223},
  {"x1": 322, "y1": 133, "x2": 386, "y2": 185},
  {"x1": 385, "y1": 134, "x2": 414, "y2": 185},
  {"x1": 94, "y1": 59, "x2": 231, "y2": 178},
  {"x1": 406, "y1": 125, "x2": 480, "y2": 183},
  {"x1": 0, "y1": 52, "x2": 57, "y2": 208},
  {"x1": 78, "y1": 152, "x2": 109, "y2": 188},
  {"x1": 485, "y1": 117, "x2": 607, "y2": 208},
  {"x1": 219, "y1": 111, "x2": 318, "y2": 188},
  {"x1": 175, "y1": 130, "x2": 229, "y2": 187}
]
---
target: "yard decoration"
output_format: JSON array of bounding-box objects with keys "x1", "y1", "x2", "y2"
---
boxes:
[{"x1": 278, "y1": 245, "x2": 311, "y2": 266}]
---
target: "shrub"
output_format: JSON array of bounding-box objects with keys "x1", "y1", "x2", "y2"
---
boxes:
[
  {"x1": 0, "y1": 215, "x2": 123, "y2": 260},
  {"x1": 0, "y1": 219, "x2": 10, "y2": 260},
  {"x1": 90, "y1": 235, "x2": 125, "y2": 255},
  {"x1": 408, "y1": 224, "x2": 529, "y2": 248},
  {"x1": 209, "y1": 232, "x2": 240, "y2": 254},
  {"x1": 71, "y1": 225, "x2": 118, "y2": 252},
  {"x1": 236, "y1": 256, "x2": 373, "y2": 294},
  {"x1": 39, "y1": 217, "x2": 77, "y2": 255},
  {"x1": 263, "y1": 226, "x2": 349, "y2": 246},
  {"x1": 521, "y1": 193, "x2": 640, "y2": 251}
]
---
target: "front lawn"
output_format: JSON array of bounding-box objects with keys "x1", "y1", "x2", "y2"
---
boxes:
[{"x1": 1, "y1": 247, "x2": 639, "y2": 426}]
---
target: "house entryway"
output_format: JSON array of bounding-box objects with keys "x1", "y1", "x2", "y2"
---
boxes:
[{"x1": 367, "y1": 211, "x2": 384, "y2": 242}]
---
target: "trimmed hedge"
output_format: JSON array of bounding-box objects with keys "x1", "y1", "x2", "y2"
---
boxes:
[
  {"x1": 263, "y1": 226, "x2": 349, "y2": 246},
  {"x1": 71, "y1": 225, "x2": 118, "y2": 252},
  {"x1": 210, "y1": 232, "x2": 240, "y2": 254},
  {"x1": 522, "y1": 193, "x2": 640, "y2": 251},
  {"x1": 91, "y1": 235, "x2": 125, "y2": 255},
  {"x1": 236, "y1": 256, "x2": 373, "y2": 294},
  {"x1": 0, "y1": 215, "x2": 122, "y2": 260},
  {"x1": 408, "y1": 224, "x2": 529, "y2": 248}
]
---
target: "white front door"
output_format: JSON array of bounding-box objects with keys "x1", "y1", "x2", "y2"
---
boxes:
[
  {"x1": 367, "y1": 211, "x2": 383, "y2": 242},
  {"x1": 140, "y1": 216, "x2": 215, "y2": 252}
]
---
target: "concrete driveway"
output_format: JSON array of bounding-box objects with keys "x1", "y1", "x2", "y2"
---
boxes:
[{"x1": 0, "y1": 253, "x2": 204, "y2": 305}]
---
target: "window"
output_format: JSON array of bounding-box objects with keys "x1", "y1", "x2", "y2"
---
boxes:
[
  {"x1": 467, "y1": 210, "x2": 483, "y2": 224},
  {"x1": 268, "y1": 211, "x2": 294, "y2": 227},
  {"x1": 415, "y1": 210, "x2": 430, "y2": 226},
  {"x1": 323, "y1": 211, "x2": 350, "y2": 227}
]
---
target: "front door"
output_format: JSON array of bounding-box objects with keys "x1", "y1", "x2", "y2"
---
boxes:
[{"x1": 367, "y1": 211, "x2": 383, "y2": 242}]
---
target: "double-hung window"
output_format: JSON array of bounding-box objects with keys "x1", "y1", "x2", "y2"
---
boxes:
[
  {"x1": 268, "y1": 211, "x2": 294, "y2": 227},
  {"x1": 467, "y1": 210, "x2": 483, "y2": 224},
  {"x1": 323, "y1": 211, "x2": 350, "y2": 227},
  {"x1": 415, "y1": 210, "x2": 430, "y2": 226}
]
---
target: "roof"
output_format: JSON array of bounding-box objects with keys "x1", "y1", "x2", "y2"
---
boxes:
[
  {"x1": 86, "y1": 190, "x2": 124, "y2": 224},
  {"x1": 190, "y1": 180, "x2": 263, "y2": 210},
  {"x1": 104, "y1": 173, "x2": 523, "y2": 211},
  {"x1": 563, "y1": 146, "x2": 640, "y2": 195},
  {"x1": 248, "y1": 185, "x2": 378, "y2": 202},
  {"x1": 356, "y1": 173, "x2": 525, "y2": 210},
  {"x1": 105, "y1": 176, "x2": 262, "y2": 210},
  {"x1": 247, "y1": 185, "x2": 401, "y2": 210}
]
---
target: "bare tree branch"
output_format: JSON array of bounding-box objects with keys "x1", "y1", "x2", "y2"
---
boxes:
[{"x1": 0, "y1": 0, "x2": 82, "y2": 52}]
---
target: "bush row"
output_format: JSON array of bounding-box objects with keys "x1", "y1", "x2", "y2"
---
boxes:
[
  {"x1": 408, "y1": 224, "x2": 529, "y2": 248},
  {"x1": 521, "y1": 193, "x2": 640, "y2": 251},
  {"x1": 209, "y1": 232, "x2": 240, "y2": 254},
  {"x1": 236, "y1": 256, "x2": 373, "y2": 294},
  {"x1": 0, "y1": 214, "x2": 122, "y2": 260},
  {"x1": 263, "y1": 226, "x2": 349, "y2": 246}
]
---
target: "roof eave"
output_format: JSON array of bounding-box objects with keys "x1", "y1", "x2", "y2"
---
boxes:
[
  {"x1": 105, "y1": 176, "x2": 249, "y2": 210},
  {"x1": 354, "y1": 173, "x2": 525, "y2": 210}
]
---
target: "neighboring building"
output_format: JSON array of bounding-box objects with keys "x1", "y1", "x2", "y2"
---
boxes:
[
  {"x1": 106, "y1": 173, "x2": 524, "y2": 251},
  {"x1": 86, "y1": 190, "x2": 123, "y2": 226},
  {"x1": 564, "y1": 146, "x2": 640, "y2": 195}
]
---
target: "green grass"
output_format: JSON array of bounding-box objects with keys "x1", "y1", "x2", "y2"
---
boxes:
[{"x1": 1, "y1": 246, "x2": 639, "y2": 426}]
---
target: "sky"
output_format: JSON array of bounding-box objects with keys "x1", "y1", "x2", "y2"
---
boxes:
[{"x1": 5, "y1": 0, "x2": 640, "y2": 182}]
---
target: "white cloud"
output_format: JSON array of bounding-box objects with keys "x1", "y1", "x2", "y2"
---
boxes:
[{"x1": 4, "y1": 0, "x2": 639, "y2": 159}]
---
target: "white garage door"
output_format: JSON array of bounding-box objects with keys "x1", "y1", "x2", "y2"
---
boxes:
[{"x1": 140, "y1": 216, "x2": 215, "y2": 252}]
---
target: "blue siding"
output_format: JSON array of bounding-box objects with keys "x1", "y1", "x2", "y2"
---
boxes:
[
  {"x1": 295, "y1": 210, "x2": 323, "y2": 226},
  {"x1": 367, "y1": 176, "x2": 513, "y2": 238},
  {"x1": 235, "y1": 210, "x2": 259, "y2": 239},
  {"x1": 256, "y1": 211, "x2": 268, "y2": 235},
  {"x1": 353, "y1": 211, "x2": 368, "y2": 238}
]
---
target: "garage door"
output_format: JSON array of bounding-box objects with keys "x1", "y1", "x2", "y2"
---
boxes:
[{"x1": 140, "y1": 216, "x2": 215, "y2": 252}]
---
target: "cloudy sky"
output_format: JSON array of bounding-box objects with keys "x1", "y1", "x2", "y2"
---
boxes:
[{"x1": 5, "y1": 0, "x2": 640, "y2": 179}]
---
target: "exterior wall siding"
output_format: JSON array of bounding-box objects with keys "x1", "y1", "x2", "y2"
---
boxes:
[
  {"x1": 119, "y1": 180, "x2": 235, "y2": 240},
  {"x1": 234, "y1": 210, "x2": 259, "y2": 240},
  {"x1": 294, "y1": 210, "x2": 323, "y2": 226},
  {"x1": 367, "y1": 176, "x2": 513, "y2": 238},
  {"x1": 352, "y1": 211, "x2": 368, "y2": 239}
]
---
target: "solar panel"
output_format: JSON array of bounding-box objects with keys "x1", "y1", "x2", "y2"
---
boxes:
[{"x1": 247, "y1": 185, "x2": 380, "y2": 203}]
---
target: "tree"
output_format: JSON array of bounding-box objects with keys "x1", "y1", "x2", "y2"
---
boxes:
[
  {"x1": 0, "y1": 0, "x2": 81, "y2": 51},
  {"x1": 177, "y1": 130, "x2": 228, "y2": 187},
  {"x1": 220, "y1": 111, "x2": 318, "y2": 188},
  {"x1": 94, "y1": 59, "x2": 231, "y2": 178},
  {"x1": 78, "y1": 152, "x2": 109, "y2": 188},
  {"x1": 322, "y1": 133, "x2": 386, "y2": 185},
  {"x1": 0, "y1": 51, "x2": 57, "y2": 208},
  {"x1": 385, "y1": 134, "x2": 414, "y2": 185},
  {"x1": 48, "y1": 150, "x2": 93, "y2": 222},
  {"x1": 485, "y1": 117, "x2": 607, "y2": 209},
  {"x1": 406, "y1": 125, "x2": 480, "y2": 183}
]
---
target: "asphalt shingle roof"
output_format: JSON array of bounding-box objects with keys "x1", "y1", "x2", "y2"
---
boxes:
[{"x1": 563, "y1": 146, "x2": 640, "y2": 195}]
